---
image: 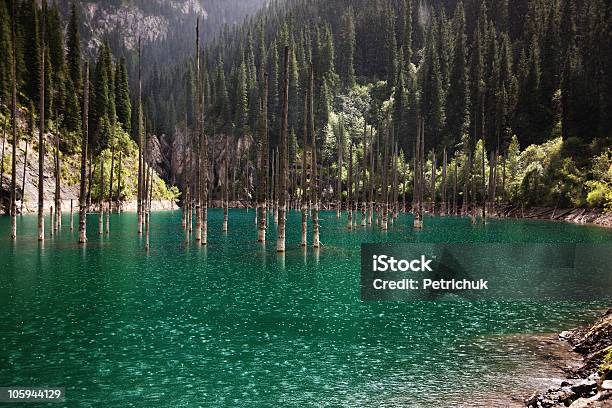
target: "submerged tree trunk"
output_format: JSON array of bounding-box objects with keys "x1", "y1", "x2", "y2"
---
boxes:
[
  {"x1": 117, "y1": 151, "x2": 122, "y2": 213},
  {"x1": 194, "y1": 20, "x2": 202, "y2": 242},
  {"x1": 336, "y1": 120, "x2": 343, "y2": 218},
  {"x1": 107, "y1": 142, "x2": 114, "y2": 234},
  {"x1": 78, "y1": 63, "x2": 89, "y2": 244},
  {"x1": 309, "y1": 64, "x2": 319, "y2": 248},
  {"x1": 441, "y1": 147, "x2": 447, "y2": 215},
  {"x1": 257, "y1": 73, "x2": 268, "y2": 243},
  {"x1": 20, "y1": 125, "x2": 29, "y2": 214},
  {"x1": 361, "y1": 122, "x2": 367, "y2": 226},
  {"x1": 99, "y1": 157, "x2": 104, "y2": 235},
  {"x1": 0, "y1": 115, "x2": 7, "y2": 193},
  {"x1": 9, "y1": 0, "x2": 17, "y2": 238},
  {"x1": 276, "y1": 46, "x2": 289, "y2": 252},
  {"x1": 137, "y1": 39, "x2": 143, "y2": 235},
  {"x1": 223, "y1": 134, "x2": 229, "y2": 232},
  {"x1": 38, "y1": 0, "x2": 46, "y2": 241},
  {"x1": 54, "y1": 125, "x2": 61, "y2": 230},
  {"x1": 300, "y1": 91, "x2": 308, "y2": 246},
  {"x1": 347, "y1": 142, "x2": 353, "y2": 229}
]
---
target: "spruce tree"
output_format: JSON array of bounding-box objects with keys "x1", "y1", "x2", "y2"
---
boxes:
[
  {"x1": 445, "y1": 0, "x2": 468, "y2": 146},
  {"x1": 115, "y1": 58, "x2": 131, "y2": 134},
  {"x1": 19, "y1": 0, "x2": 40, "y2": 105}
]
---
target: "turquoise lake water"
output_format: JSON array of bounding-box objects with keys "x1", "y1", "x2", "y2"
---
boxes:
[{"x1": 1, "y1": 210, "x2": 611, "y2": 407}]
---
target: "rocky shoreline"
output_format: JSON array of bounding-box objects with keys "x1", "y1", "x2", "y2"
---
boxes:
[
  {"x1": 525, "y1": 309, "x2": 612, "y2": 407},
  {"x1": 503, "y1": 207, "x2": 612, "y2": 229}
]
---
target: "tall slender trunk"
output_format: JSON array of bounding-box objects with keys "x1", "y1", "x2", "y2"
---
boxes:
[
  {"x1": 309, "y1": 64, "x2": 319, "y2": 248},
  {"x1": 195, "y1": 20, "x2": 202, "y2": 242},
  {"x1": 99, "y1": 156, "x2": 104, "y2": 235},
  {"x1": 336, "y1": 120, "x2": 343, "y2": 218},
  {"x1": 368, "y1": 127, "x2": 374, "y2": 224},
  {"x1": 78, "y1": 62, "x2": 89, "y2": 243},
  {"x1": 20, "y1": 135, "x2": 29, "y2": 214},
  {"x1": 441, "y1": 147, "x2": 447, "y2": 215},
  {"x1": 9, "y1": 0, "x2": 17, "y2": 238},
  {"x1": 87, "y1": 151, "x2": 93, "y2": 209},
  {"x1": 361, "y1": 122, "x2": 367, "y2": 226},
  {"x1": 0, "y1": 115, "x2": 7, "y2": 193},
  {"x1": 137, "y1": 38, "x2": 143, "y2": 234},
  {"x1": 381, "y1": 122, "x2": 389, "y2": 231},
  {"x1": 107, "y1": 143, "x2": 114, "y2": 233},
  {"x1": 38, "y1": 0, "x2": 46, "y2": 241},
  {"x1": 276, "y1": 46, "x2": 289, "y2": 252},
  {"x1": 430, "y1": 149, "x2": 436, "y2": 215},
  {"x1": 481, "y1": 145, "x2": 486, "y2": 223},
  {"x1": 54, "y1": 125, "x2": 61, "y2": 230},
  {"x1": 257, "y1": 73, "x2": 268, "y2": 242},
  {"x1": 300, "y1": 91, "x2": 308, "y2": 246},
  {"x1": 347, "y1": 142, "x2": 353, "y2": 229},
  {"x1": 117, "y1": 151, "x2": 122, "y2": 213},
  {"x1": 70, "y1": 199, "x2": 73, "y2": 230},
  {"x1": 223, "y1": 134, "x2": 228, "y2": 232},
  {"x1": 453, "y1": 161, "x2": 458, "y2": 215}
]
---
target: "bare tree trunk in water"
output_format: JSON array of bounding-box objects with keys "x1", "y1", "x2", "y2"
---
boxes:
[
  {"x1": 9, "y1": 0, "x2": 17, "y2": 238},
  {"x1": 309, "y1": 64, "x2": 320, "y2": 248},
  {"x1": 78, "y1": 63, "x2": 89, "y2": 244},
  {"x1": 137, "y1": 38, "x2": 143, "y2": 235},
  {"x1": 381, "y1": 122, "x2": 389, "y2": 231},
  {"x1": 361, "y1": 122, "x2": 367, "y2": 226},
  {"x1": 257, "y1": 73, "x2": 268, "y2": 242},
  {"x1": 0, "y1": 115, "x2": 7, "y2": 193},
  {"x1": 441, "y1": 147, "x2": 447, "y2": 215},
  {"x1": 38, "y1": 0, "x2": 46, "y2": 241},
  {"x1": 300, "y1": 91, "x2": 308, "y2": 246},
  {"x1": 336, "y1": 120, "x2": 343, "y2": 218},
  {"x1": 194, "y1": 20, "x2": 202, "y2": 242},
  {"x1": 347, "y1": 141, "x2": 353, "y2": 229},
  {"x1": 223, "y1": 134, "x2": 228, "y2": 232},
  {"x1": 70, "y1": 199, "x2": 73, "y2": 230},
  {"x1": 55, "y1": 126, "x2": 61, "y2": 230},
  {"x1": 276, "y1": 46, "x2": 289, "y2": 252},
  {"x1": 20, "y1": 123, "x2": 29, "y2": 214},
  {"x1": 117, "y1": 151, "x2": 122, "y2": 213},
  {"x1": 107, "y1": 143, "x2": 114, "y2": 234},
  {"x1": 99, "y1": 157, "x2": 104, "y2": 235}
]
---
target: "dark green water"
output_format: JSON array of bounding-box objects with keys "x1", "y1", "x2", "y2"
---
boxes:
[{"x1": 1, "y1": 210, "x2": 611, "y2": 407}]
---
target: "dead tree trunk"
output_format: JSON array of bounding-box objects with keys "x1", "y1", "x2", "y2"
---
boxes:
[
  {"x1": 257, "y1": 73, "x2": 268, "y2": 242},
  {"x1": 336, "y1": 120, "x2": 343, "y2": 218},
  {"x1": 347, "y1": 141, "x2": 353, "y2": 229},
  {"x1": 20, "y1": 117, "x2": 30, "y2": 214},
  {"x1": 276, "y1": 46, "x2": 289, "y2": 252},
  {"x1": 78, "y1": 62, "x2": 89, "y2": 244},
  {"x1": 9, "y1": 0, "x2": 17, "y2": 238},
  {"x1": 38, "y1": 0, "x2": 46, "y2": 241},
  {"x1": 361, "y1": 122, "x2": 367, "y2": 226},
  {"x1": 137, "y1": 38, "x2": 143, "y2": 234},
  {"x1": 99, "y1": 156, "x2": 104, "y2": 235},
  {"x1": 441, "y1": 147, "x2": 447, "y2": 215},
  {"x1": 309, "y1": 64, "x2": 320, "y2": 248},
  {"x1": 223, "y1": 134, "x2": 229, "y2": 232},
  {"x1": 54, "y1": 122, "x2": 61, "y2": 230},
  {"x1": 117, "y1": 151, "x2": 122, "y2": 213},
  {"x1": 300, "y1": 91, "x2": 308, "y2": 246},
  {"x1": 194, "y1": 20, "x2": 202, "y2": 242}
]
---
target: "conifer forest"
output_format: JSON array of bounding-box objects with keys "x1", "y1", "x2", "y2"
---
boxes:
[{"x1": 0, "y1": 1, "x2": 611, "y2": 406}]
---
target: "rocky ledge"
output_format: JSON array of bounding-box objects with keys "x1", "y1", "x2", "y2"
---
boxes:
[{"x1": 525, "y1": 309, "x2": 612, "y2": 407}]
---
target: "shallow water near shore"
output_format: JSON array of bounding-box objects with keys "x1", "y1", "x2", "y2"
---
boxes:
[{"x1": 0, "y1": 209, "x2": 611, "y2": 407}]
